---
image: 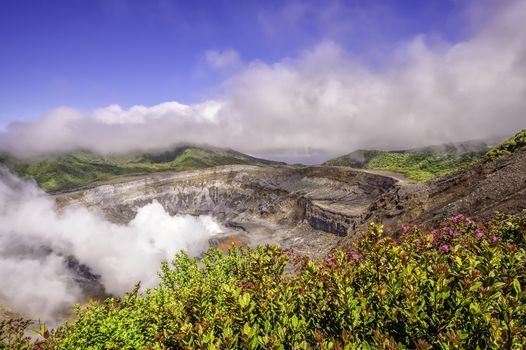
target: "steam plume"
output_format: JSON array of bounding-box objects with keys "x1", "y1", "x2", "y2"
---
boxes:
[{"x1": 0, "y1": 168, "x2": 220, "y2": 320}]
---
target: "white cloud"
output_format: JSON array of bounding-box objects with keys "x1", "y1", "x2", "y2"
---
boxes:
[
  {"x1": 0, "y1": 168, "x2": 220, "y2": 320},
  {"x1": 0, "y1": 1, "x2": 525, "y2": 161},
  {"x1": 205, "y1": 49, "x2": 242, "y2": 70}
]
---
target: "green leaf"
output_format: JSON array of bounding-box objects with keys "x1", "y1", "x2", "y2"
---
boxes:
[
  {"x1": 469, "y1": 302, "x2": 480, "y2": 313},
  {"x1": 513, "y1": 278, "x2": 521, "y2": 296},
  {"x1": 291, "y1": 315, "x2": 298, "y2": 329},
  {"x1": 243, "y1": 323, "x2": 252, "y2": 336}
]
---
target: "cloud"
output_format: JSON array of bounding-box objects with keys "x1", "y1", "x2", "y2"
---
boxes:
[
  {"x1": 205, "y1": 49, "x2": 242, "y2": 71},
  {"x1": 0, "y1": 0, "x2": 525, "y2": 161},
  {"x1": 256, "y1": 0, "x2": 369, "y2": 47},
  {"x1": 0, "y1": 168, "x2": 221, "y2": 320}
]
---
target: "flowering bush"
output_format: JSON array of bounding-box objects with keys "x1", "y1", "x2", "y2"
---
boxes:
[{"x1": 3, "y1": 211, "x2": 526, "y2": 349}]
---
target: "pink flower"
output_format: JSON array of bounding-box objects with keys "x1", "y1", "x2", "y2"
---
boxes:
[
  {"x1": 451, "y1": 214, "x2": 464, "y2": 222},
  {"x1": 475, "y1": 229, "x2": 484, "y2": 238},
  {"x1": 492, "y1": 235, "x2": 498, "y2": 243},
  {"x1": 440, "y1": 244, "x2": 449, "y2": 253},
  {"x1": 401, "y1": 225, "x2": 410, "y2": 234},
  {"x1": 325, "y1": 257, "x2": 336, "y2": 268}
]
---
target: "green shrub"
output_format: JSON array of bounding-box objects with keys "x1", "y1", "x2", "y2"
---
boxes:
[
  {"x1": 3, "y1": 211, "x2": 526, "y2": 349},
  {"x1": 485, "y1": 130, "x2": 526, "y2": 160},
  {"x1": 0, "y1": 319, "x2": 33, "y2": 350}
]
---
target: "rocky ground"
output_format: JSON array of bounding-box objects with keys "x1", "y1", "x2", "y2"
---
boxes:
[
  {"x1": 357, "y1": 149, "x2": 526, "y2": 238},
  {"x1": 54, "y1": 149, "x2": 526, "y2": 256},
  {"x1": 54, "y1": 165, "x2": 398, "y2": 260}
]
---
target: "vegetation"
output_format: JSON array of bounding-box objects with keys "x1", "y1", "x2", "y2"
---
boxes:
[
  {"x1": 0, "y1": 147, "x2": 284, "y2": 192},
  {"x1": 324, "y1": 131, "x2": 526, "y2": 181},
  {"x1": 485, "y1": 130, "x2": 526, "y2": 160},
  {"x1": 323, "y1": 143, "x2": 491, "y2": 181},
  {"x1": 3, "y1": 211, "x2": 526, "y2": 349}
]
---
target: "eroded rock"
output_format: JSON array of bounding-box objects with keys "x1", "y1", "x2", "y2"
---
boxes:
[{"x1": 54, "y1": 165, "x2": 398, "y2": 258}]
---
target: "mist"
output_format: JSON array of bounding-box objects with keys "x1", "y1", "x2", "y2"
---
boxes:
[
  {"x1": 0, "y1": 167, "x2": 221, "y2": 321},
  {"x1": 1, "y1": 1, "x2": 525, "y2": 161}
]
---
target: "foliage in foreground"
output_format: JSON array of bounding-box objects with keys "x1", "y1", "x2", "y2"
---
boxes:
[
  {"x1": 0, "y1": 147, "x2": 283, "y2": 192},
  {"x1": 3, "y1": 211, "x2": 526, "y2": 349}
]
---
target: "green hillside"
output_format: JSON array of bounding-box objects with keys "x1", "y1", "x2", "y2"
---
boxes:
[
  {"x1": 485, "y1": 130, "x2": 526, "y2": 160},
  {"x1": 324, "y1": 141, "x2": 493, "y2": 181},
  {"x1": 0, "y1": 147, "x2": 284, "y2": 192}
]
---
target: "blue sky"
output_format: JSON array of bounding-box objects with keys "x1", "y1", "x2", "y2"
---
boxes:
[
  {"x1": 0, "y1": 0, "x2": 465, "y2": 122},
  {"x1": 1, "y1": 0, "x2": 524, "y2": 160}
]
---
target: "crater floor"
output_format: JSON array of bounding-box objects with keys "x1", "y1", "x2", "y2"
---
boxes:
[{"x1": 54, "y1": 165, "x2": 400, "y2": 259}]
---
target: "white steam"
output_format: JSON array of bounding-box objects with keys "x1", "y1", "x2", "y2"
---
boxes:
[
  {"x1": 1, "y1": 1, "x2": 526, "y2": 161},
  {"x1": 0, "y1": 168, "x2": 221, "y2": 320}
]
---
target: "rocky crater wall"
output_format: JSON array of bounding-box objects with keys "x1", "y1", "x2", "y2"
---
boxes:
[
  {"x1": 353, "y1": 150, "x2": 526, "y2": 243},
  {"x1": 55, "y1": 165, "x2": 398, "y2": 248}
]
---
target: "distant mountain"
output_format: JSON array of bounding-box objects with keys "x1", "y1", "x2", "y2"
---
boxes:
[
  {"x1": 356, "y1": 130, "x2": 526, "y2": 233},
  {"x1": 323, "y1": 140, "x2": 496, "y2": 181},
  {"x1": 0, "y1": 146, "x2": 285, "y2": 192}
]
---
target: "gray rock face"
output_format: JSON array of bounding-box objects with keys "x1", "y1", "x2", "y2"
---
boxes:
[
  {"x1": 55, "y1": 165, "x2": 398, "y2": 258},
  {"x1": 355, "y1": 150, "x2": 526, "y2": 240}
]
